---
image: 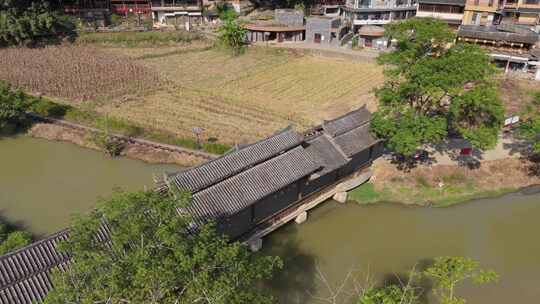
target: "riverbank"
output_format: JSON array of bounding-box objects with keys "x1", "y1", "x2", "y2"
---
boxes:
[
  {"x1": 350, "y1": 158, "x2": 540, "y2": 207},
  {"x1": 27, "y1": 122, "x2": 209, "y2": 167}
]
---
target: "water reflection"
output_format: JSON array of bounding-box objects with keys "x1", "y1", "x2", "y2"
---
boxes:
[
  {"x1": 265, "y1": 192, "x2": 540, "y2": 303},
  {"x1": 0, "y1": 135, "x2": 180, "y2": 236}
]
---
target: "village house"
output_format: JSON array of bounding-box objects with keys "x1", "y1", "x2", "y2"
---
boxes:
[
  {"x1": 305, "y1": 16, "x2": 344, "y2": 44},
  {"x1": 0, "y1": 107, "x2": 383, "y2": 303},
  {"x1": 497, "y1": 0, "x2": 540, "y2": 26},
  {"x1": 462, "y1": 0, "x2": 499, "y2": 25},
  {"x1": 310, "y1": 0, "x2": 347, "y2": 16},
  {"x1": 416, "y1": 0, "x2": 466, "y2": 27},
  {"x1": 150, "y1": 0, "x2": 206, "y2": 28},
  {"x1": 245, "y1": 9, "x2": 305, "y2": 43},
  {"x1": 343, "y1": 0, "x2": 417, "y2": 30},
  {"x1": 457, "y1": 24, "x2": 540, "y2": 74}
]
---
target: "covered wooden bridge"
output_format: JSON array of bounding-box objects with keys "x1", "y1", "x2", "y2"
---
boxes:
[{"x1": 0, "y1": 107, "x2": 383, "y2": 304}]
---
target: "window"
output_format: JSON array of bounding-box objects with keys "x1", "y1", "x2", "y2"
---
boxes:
[
  {"x1": 474, "y1": 0, "x2": 479, "y2": 5},
  {"x1": 525, "y1": 0, "x2": 539, "y2": 4},
  {"x1": 488, "y1": 0, "x2": 493, "y2": 6}
]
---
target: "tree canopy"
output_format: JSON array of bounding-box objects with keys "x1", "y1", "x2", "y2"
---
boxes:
[
  {"x1": 0, "y1": 222, "x2": 31, "y2": 255},
  {"x1": 45, "y1": 190, "x2": 282, "y2": 304},
  {"x1": 0, "y1": 1, "x2": 74, "y2": 47},
  {"x1": 371, "y1": 18, "x2": 504, "y2": 157}
]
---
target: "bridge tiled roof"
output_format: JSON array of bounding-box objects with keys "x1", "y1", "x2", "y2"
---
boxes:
[
  {"x1": 170, "y1": 128, "x2": 304, "y2": 194},
  {"x1": 333, "y1": 123, "x2": 379, "y2": 158},
  {"x1": 322, "y1": 106, "x2": 371, "y2": 138},
  {"x1": 305, "y1": 135, "x2": 348, "y2": 176},
  {"x1": 0, "y1": 230, "x2": 70, "y2": 304},
  {"x1": 186, "y1": 146, "x2": 319, "y2": 225}
]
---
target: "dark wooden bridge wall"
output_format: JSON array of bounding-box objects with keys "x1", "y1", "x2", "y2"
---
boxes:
[{"x1": 217, "y1": 141, "x2": 384, "y2": 240}]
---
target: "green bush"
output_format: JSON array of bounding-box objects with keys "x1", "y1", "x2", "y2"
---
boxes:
[
  {"x1": 30, "y1": 99, "x2": 69, "y2": 117},
  {"x1": 91, "y1": 132, "x2": 125, "y2": 157},
  {"x1": 0, "y1": 81, "x2": 33, "y2": 131},
  {"x1": 351, "y1": 36, "x2": 359, "y2": 49},
  {"x1": 203, "y1": 142, "x2": 231, "y2": 154}
]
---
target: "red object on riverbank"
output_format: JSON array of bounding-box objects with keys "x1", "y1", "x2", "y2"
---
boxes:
[{"x1": 460, "y1": 148, "x2": 472, "y2": 156}]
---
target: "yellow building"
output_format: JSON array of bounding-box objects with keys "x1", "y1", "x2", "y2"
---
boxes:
[
  {"x1": 499, "y1": 0, "x2": 540, "y2": 25},
  {"x1": 462, "y1": 0, "x2": 499, "y2": 25}
]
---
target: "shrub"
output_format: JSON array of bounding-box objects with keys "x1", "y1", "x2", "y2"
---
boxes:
[
  {"x1": 217, "y1": 17, "x2": 247, "y2": 55},
  {"x1": 92, "y1": 132, "x2": 125, "y2": 157},
  {"x1": 0, "y1": 81, "x2": 33, "y2": 131},
  {"x1": 203, "y1": 142, "x2": 231, "y2": 154},
  {"x1": 30, "y1": 98, "x2": 69, "y2": 118}
]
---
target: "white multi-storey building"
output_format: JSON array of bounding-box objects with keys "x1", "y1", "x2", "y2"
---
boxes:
[{"x1": 343, "y1": 0, "x2": 418, "y2": 29}]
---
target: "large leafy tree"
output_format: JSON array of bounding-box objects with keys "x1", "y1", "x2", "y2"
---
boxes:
[
  {"x1": 0, "y1": 81, "x2": 33, "y2": 131},
  {"x1": 371, "y1": 18, "x2": 504, "y2": 157},
  {"x1": 0, "y1": 1, "x2": 74, "y2": 47},
  {"x1": 45, "y1": 190, "x2": 282, "y2": 304}
]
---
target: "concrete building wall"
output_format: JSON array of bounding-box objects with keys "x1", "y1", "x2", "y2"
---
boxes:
[
  {"x1": 306, "y1": 17, "x2": 336, "y2": 44},
  {"x1": 275, "y1": 9, "x2": 305, "y2": 26}
]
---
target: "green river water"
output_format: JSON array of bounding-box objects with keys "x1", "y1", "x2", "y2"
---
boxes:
[{"x1": 1, "y1": 136, "x2": 540, "y2": 303}]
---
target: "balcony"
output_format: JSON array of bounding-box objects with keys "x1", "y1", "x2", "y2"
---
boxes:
[
  {"x1": 151, "y1": 0, "x2": 200, "y2": 10},
  {"x1": 353, "y1": 19, "x2": 392, "y2": 24},
  {"x1": 345, "y1": 3, "x2": 417, "y2": 11},
  {"x1": 416, "y1": 10, "x2": 463, "y2": 20}
]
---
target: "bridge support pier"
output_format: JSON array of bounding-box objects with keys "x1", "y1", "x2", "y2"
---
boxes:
[
  {"x1": 247, "y1": 238, "x2": 263, "y2": 252},
  {"x1": 333, "y1": 191, "x2": 347, "y2": 204},
  {"x1": 295, "y1": 211, "x2": 307, "y2": 224}
]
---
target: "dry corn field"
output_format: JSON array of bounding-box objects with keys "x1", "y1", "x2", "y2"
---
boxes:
[
  {"x1": 0, "y1": 46, "x2": 160, "y2": 102},
  {"x1": 102, "y1": 46, "x2": 384, "y2": 144}
]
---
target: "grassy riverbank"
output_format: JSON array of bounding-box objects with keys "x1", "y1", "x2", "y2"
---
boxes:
[
  {"x1": 350, "y1": 158, "x2": 539, "y2": 207},
  {"x1": 29, "y1": 98, "x2": 231, "y2": 155},
  {"x1": 349, "y1": 182, "x2": 516, "y2": 207}
]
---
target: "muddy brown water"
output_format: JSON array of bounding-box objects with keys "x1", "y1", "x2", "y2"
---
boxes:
[
  {"x1": 264, "y1": 192, "x2": 540, "y2": 304},
  {"x1": 1, "y1": 136, "x2": 540, "y2": 303},
  {"x1": 0, "y1": 135, "x2": 180, "y2": 236}
]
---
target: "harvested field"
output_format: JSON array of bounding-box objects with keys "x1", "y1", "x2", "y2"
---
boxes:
[
  {"x1": 103, "y1": 46, "x2": 384, "y2": 144},
  {"x1": 1, "y1": 43, "x2": 384, "y2": 145},
  {"x1": 0, "y1": 46, "x2": 161, "y2": 102}
]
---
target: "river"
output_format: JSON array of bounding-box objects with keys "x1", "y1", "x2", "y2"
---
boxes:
[
  {"x1": 1, "y1": 136, "x2": 539, "y2": 303},
  {"x1": 264, "y1": 193, "x2": 540, "y2": 304},
  {"x1": 0, "y1": 135, "x2": 180, "y2": 236}
]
